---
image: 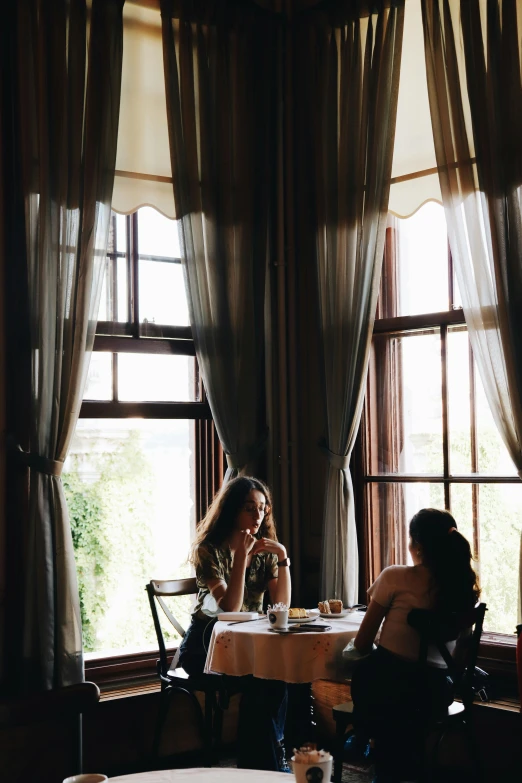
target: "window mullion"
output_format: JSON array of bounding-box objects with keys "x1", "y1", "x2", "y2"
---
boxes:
[
  {"x1": 469, "y1": 342, "x2": 481, "y2": 564},
  {"x1": 441, "y1": 324, "x2": 450, "y2": 508}
]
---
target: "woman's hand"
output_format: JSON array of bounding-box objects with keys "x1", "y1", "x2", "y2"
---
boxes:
[
  {"x1": 235, "y1": 528, "x2": 257, "y2": 561},
  {"x1": 251, "y1": 537, "x2": 287, "y2": 559}
]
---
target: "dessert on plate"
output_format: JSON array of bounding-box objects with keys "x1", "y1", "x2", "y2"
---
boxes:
[
  {"x1": 288, "y1": 607, "x2": 308, "y2": 619},
  {"x1": 318, "y1": 599, "x2": 343, "y2": 614}
]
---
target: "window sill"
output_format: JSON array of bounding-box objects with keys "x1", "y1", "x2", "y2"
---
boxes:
[{"x1": 85, "y1": 646, "x2": 177, "y2": 693}]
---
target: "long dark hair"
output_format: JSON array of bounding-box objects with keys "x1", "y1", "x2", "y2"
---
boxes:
[
  {"x1": 190, "y1": 476, "x2": 277, "y2": 570},
  {"x1": 409, "y1": 508, "x2": 480, "y2": 612}
]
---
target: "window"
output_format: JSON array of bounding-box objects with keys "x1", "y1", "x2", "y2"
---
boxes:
[
  {"x1": 64, "y1": 208, "x2": 223, "y2": 659},
  {"x1": 363, "y1": 202, "x2": 522, "y2": 637}
]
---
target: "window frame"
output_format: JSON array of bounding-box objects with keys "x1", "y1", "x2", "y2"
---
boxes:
[
  {"x1": 360, "y1": 222, "x2": 520, "y2": 679},
  {"x1": 79, "y1": 210, "x2": 224, "y2": 684}
]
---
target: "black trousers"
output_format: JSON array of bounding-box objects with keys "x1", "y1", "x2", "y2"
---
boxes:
[
  {"x1": 350, "y1": 646, "x2": 453, "y2": 780},
  {"x1": 179, "y1": 616, "x2": 288, "y2": 771}
]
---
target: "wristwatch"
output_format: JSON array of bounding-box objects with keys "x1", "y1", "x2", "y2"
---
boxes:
[{"x1": 277, "y1": 557, "x2": 291, "y2": 567}]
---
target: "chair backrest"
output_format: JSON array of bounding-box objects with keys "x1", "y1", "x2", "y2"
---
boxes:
[
  {"x1": 408, "y1": 602, "x2": 487, "y2": 707},
  {"x1": 0, "y1": 681, "x2": 100, "y2": 782},
  {"x1": 147, "y1": 578, "x2": 198, "y2": 676}
]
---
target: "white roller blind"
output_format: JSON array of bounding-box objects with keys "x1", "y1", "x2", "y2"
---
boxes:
[{"x1": 112, "y1": 1, "x2": 175, "y2": 218}]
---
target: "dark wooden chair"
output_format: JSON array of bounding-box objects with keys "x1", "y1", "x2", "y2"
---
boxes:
[
  {"x1": 332, "y1": 603, "x2": 487, "y2": 783},
  {"x1": 0, "y1": 680, "x2": 100, "y2": 783},
  {"x1": 146, "y1": 578, "x2": 227, "y2": 766}
]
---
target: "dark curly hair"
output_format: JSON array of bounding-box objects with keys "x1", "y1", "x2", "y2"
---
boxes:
[
  {"x1": 409, "y1": 508, "x2": 480, "y2": 612},
  {"x1": 190, "y1": 476, "x2": 277, "y2": 570}
]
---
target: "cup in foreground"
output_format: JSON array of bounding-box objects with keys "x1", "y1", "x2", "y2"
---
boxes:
[
  {"x1": 268, "y1": 608, "x2": 289, "y2": 629},
  {"x1": 291, "y1": 755, "x2": 332, "y2": 783},
  {"x1": 63, "y1": 775, "x2": 107, "y2": 783}
]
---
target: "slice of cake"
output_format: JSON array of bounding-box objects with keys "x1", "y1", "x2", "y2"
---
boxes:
[
  {"x1": 328, "y1": 599, "x2": 343, "y2": 614},
  {"x1": 288, "y1": 608, "x2": 308, "y2": 619},
  {"x1": 318, "y1": 600, "x2": 331, "y2": 614}
]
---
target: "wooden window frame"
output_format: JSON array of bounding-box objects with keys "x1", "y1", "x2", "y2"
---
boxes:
[
  {"x1": 360, "y1": 223, "x2": 520, "y2": 682},
  {"x1": 79, "y1": 211, "x2": 223, "y2": 687}
]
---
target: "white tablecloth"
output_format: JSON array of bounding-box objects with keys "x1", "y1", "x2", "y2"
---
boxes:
[
  {"x1": 204, "y1": 612, "x2": 365, "y2": 683},
  {"x1": 110, "y1": 769, "x2": 290, "y2": 782}
]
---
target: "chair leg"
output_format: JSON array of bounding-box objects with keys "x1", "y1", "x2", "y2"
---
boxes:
[
  {"x1": 203, "y1": 690, "x2": 216, "y2": 767},
  {"x1": 333, "y1": 714, "x2": 352, "y2": 783},
  {"x1": 152, "y1": 685, "x2": 174, "y2": 759}
]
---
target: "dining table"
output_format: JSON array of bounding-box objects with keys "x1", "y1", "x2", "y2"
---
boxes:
[
  {"x1": 109, "y1": 769, "x2": 291, "y2": 782},
  {"x1": 203, "y1": 610, "x2": 366, "y2": 683}
]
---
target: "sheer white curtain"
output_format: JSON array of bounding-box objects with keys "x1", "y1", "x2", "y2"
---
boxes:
[
  {"x1": 422, "y1": 0, "x2": 522, "y2": 616},
  {"x1": 17, "y1": 0, "x2": 123, "y2": 688},
  {"x1": 295, "y1": 0, "x2": 405, "y2": 607}
]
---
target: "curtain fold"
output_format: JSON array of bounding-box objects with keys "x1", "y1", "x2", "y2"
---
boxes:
[
  {"x1": 160, "y1": 0, "x2": 277, "y2": 480},
  {"x1": 16, "y1": 0, "x2": 124, "y2": 688},
  {"x1": 422, "y1": 0, "x2": 522, "y2": 616},
  {"x1": 295, "y1": 0, "x2": 405, "y2": 607}
]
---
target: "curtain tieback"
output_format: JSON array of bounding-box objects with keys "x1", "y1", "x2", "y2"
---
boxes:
[
  {"x1": 12, "y1": 444, "x2": 64, "y2": 477},
  {"x1": 319, "y1": 441, "x2": 350, "y2": 471},
  {"x1": 225, "y1": 430, "x2": 269, "y2": 471}
]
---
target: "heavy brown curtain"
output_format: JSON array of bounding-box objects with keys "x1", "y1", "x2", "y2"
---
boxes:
[
  {"x1": 422, "y1": 0, "x2": 522, "y2": 613},
  {"x1": 16, "y1": 0, "x2": 123, "y2": 688},
  {"x1": 161, "y1": 0, "x2": 277, "y2": 479},
  {"x1": 295, "y1": 0, "x2": 404, "y2": 606}
]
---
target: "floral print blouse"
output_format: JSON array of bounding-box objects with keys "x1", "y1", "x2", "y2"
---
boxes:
[{"x1": 193, "y1": 541, "x2": 278, "y2": 618}]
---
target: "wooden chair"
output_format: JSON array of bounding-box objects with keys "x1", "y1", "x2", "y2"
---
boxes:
[
  {"x1": 332, "y1": 603, "x2": 487, "y2": 783},
  {"x1": 146, "y1": 578, "x2": 227, "y2": 766},
  {"x1": 0, "y1": 681, "x2": 100, "y2": 783}
]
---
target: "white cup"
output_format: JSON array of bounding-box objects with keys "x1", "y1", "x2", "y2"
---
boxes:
[
  {"x1": 268, "y1": 607, "x2": 289, "y2": 629},
  {"x1": 63, "y1": 775, "x2": 108, "y2": 783},
  {"x1": 291, "y1": 755, "x2": 333, "y2": 783}
]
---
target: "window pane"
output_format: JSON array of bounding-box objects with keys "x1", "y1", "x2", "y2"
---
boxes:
[
  {"x1": 475, "y1": 361, "x2": 518, "y2": 475},
  {"x1": 115, "y1": 213, "x2": 127, "y2": 253},
  {"x1": 396, "y1": 202, "x2": 449, "y2": 316},
  {"x1": 118, "y1": 353, "x2": 198, "y2": 402},
  {"x1": 478, "y1": 482, "x2": 522, "y2": 634},
  {"x1": 369, "y1": 330, "x2": 443, "y2": 474},
  {"x1": 64, "y1": 418, "x2": 195, "y2": 655},
  {"x1": 84, "y1": 353, "x2": 112, "y2": 400},
  {"x1": 447, "y1": 327, "x2": 472, "y2": 473},
  {"x1": 139, "y1": 259, "x2": 189, "y2": 327},
  {"x1": 138, "y1": 206, "x2": 180, "y2": 258},
  {"x1": 117, "y1": 256, "x2": 128, "y2": 322},
  {"x1": 448, "y1": 482, "x2": 475, "y2": 552},
  {"x1": 97, "y1": 260, "x2": 109, "y2": 321},
  {"x1": 366, "y1": 481, "x2": 445, "y2": 577}
]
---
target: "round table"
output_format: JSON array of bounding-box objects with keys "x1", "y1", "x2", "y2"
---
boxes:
[
  {"x1": 204, "y1": 611, "x2": 365, "y2": 683},
  {"x1": 109, "y1": 769, "x2": 290, "y2": 782}
]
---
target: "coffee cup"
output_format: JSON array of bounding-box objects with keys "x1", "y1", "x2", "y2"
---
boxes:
[
  {"x1": 268, "y1": 607, "x2": 289, "y2": 629},
  {"x1": 291, "y1": 754, "x2": 332, "y2": 783},
  {"x1": 63, "y1": 775, "x2": 108, "y2": 783}
]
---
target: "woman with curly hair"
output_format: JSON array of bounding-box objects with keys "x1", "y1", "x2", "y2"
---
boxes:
[{"x1": 178, "y1": 476, "x2": 291, "y2": 772}]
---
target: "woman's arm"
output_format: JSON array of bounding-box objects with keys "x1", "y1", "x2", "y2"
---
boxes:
[
  {"x1": 204, "y1": 531, "x2": 256, "y2": 612},
  {"x1": 354, "y1": 599, "x2": 387, "y2": 655},
  {"x1": 253, "y1": 538, "x2": 291, "y2": 606}
]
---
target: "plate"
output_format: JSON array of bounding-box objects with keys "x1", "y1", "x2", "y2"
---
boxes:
[
  {"x1": 288, "y1": 614, "x2": 315, "y2": 624},
  {"x1": 319, "y1": 610, "x2": 350, "y2": 618}
]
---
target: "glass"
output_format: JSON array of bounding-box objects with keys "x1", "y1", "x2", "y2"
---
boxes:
[
  {"x1": 478, "y1": 482, "x2": 522, "y2": 634},
  {"x1": 396, "y1": 202, "x2": 449, "y2": 316},
  {"x1": 138, "y1": 206, "x2": 180, "y2": 258},
  {"x1": 97, "y1": 260, "x2": 109, "y2": 321},
  {"x1": 117, "y1": 256, "x2": 128, "y2": 322},
  {"x1": 64, "y1": 418, "x2": 195, "y2": 655},
  {"x1": 115, "y1": 213, "x2": 127, "y2": 253},
  {"x1": 368, "y1": 330, "x2": 444, "y2": 474},
  {"x1": 139, "y1": 259, "x2": 189, "y2": 327},
  {"x1": 448, "y1": 483, "x2": 475, "y2": 554},
  {"x1": 447, "y1": 327, "x2": 472, "y2": 473},
  {"x1": 366, "y1": 481, "x2": 445, "y2": 575},
  {"x1": 475, "y1": 360, "x2": 518, "y2": 475},
  {"x1": 117, "y1": 353, "x2": 198, "y2": 402},
  {"x1": 83, "y1": 352, "x2": 112, "y2": 400}
]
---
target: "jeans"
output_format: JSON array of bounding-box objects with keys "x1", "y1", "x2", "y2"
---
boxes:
[{"x1": 179, "y1": 616, "x2": 288, "y2": 771}]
